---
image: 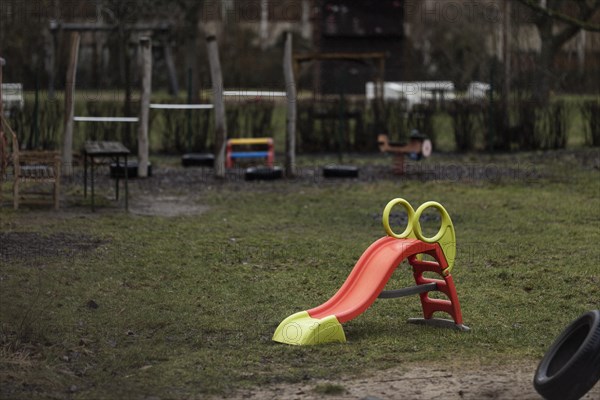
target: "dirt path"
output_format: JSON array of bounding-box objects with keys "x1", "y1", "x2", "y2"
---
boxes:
[
  {"x1": 224, "y1": 362, "x2": 600, "y2": 400},
  {"x1": 129, "y1": 193, "x2": 209, "y2": 217}
]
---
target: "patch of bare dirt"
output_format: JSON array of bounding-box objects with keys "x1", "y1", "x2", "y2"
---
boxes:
[
  {"x1": 222, "y1": 362, "x2": 600, "y2": 400},
  {"x1": 129, "y1": 194, "x2": 210, "y2": 217},
  {"x1": 0, "y1": 232, "x2": 107, "y2": 263}
]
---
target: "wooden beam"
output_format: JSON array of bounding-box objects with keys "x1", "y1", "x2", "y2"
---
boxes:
[
  {"x1": 50, "y1": 22, "x2": 171, "y2": 32},
  {"x1": 294, "y1": 52, "x2": 386, "y2": 64},
  {"x1": 138, "y1": 37, "x2": 152, "y2": 178},
  {"x1": 62, "y1": 33, "x2": 80, "y2": 177},
  {"x1": 206, "y1": 35, "x2": 227, "y2": 179}
]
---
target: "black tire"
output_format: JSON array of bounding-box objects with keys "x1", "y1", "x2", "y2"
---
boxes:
[
  {"x1": 110, "y1": 160, "x2": 152, "y2": 179},
  {"x1": 323, "y1": 165, "x2": 359, "y2": 178},
  {"x1": 534, "y1": 310, "x2": 600, "y2": 400},
  {"x1": 245, "y1": 166, "x2": 283, "y2": 181},
  {"x1": 181, "y1": 153, "x2": 214, "y2": 168}
]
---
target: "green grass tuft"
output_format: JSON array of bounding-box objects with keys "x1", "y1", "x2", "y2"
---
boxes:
[{"x1": 313, "y1": 383, "x2": 347, "y2": 395}]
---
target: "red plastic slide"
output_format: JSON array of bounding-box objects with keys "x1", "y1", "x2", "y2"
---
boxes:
[{"x1": 308, "y1": 236, "x2": 439, "y2": 323}]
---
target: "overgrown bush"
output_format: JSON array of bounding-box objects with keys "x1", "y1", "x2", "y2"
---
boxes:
[
  {"x1": 297, "y1": 99, "x2": 369, "y2": 153},
  {"x1": 84, "y1": 101, "x2": 138, "y2": 150},
  {"x1": 379, "y1": 101, "x2": 436, "y2": 145},
  {"x1": 449, "y1": 101, "x2": 484, "y2": 151},
  {"x1": 9, "y1": 92, "x2": 582, "y2": 155},
  {"x1": 581, "y1": 100, "x2": 600, "y2": 147},
  {"x1": 406, "y1": 104, "x2": 436, "y2": 144},
  {"x1": 513, "y1": 100, "x2": 568, "y2": 150},
  {"x1": 6, "y1": 98, "x2": 63, "y2": 150},
  {"x1": 483, "y1": 100, "x2": 510, "y2": 151},
  {"x1": 296, "y1": 99, "x2": 436, "y2": 153}
]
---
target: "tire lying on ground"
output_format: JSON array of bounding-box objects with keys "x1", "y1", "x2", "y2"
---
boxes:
[
  {"x1": 181, "y1": 153, "x2": 215, "y2": 167},
  {"x1": 245, "y1": 166, "x2": 284, "y2": 181},
  {"x1": 323, "y1": 165, "x2": 359, "y2": 178},
  {"x1": 110, "y1": 160, "x2": 152, "y2": 179},
  {"x1": 533, "y1": 309, "x2": 600, "y2": 400}
]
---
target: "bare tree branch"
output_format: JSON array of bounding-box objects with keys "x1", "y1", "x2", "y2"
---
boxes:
[{"x1": 517, "y1": 0, "x2": 600, "y2": 32}]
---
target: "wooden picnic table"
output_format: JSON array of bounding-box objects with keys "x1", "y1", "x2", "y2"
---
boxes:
[{"x1": 83, "y1": 141, "x2": 130, "y2": 212}]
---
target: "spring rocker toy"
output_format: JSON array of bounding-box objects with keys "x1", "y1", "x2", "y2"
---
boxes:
[
  {"x1": 273, "y1": 198, "x2": 469, "y2": 346},
  {"x1": 378, "y1": 130, "x2": 432, "y2": 175}
]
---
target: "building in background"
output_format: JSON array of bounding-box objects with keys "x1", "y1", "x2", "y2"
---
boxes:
[{"x1": 0, "y1": 0, "x2": 598, "y2": 96}]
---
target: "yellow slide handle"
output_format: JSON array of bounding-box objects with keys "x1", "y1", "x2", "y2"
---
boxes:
[{"x1": 382, "y1": 198, "x2": 456, "y2": 275}]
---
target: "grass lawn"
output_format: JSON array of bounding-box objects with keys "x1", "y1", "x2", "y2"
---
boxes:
[{"x1": 1, "y1": 149, "x2": 599, "y2": 399}]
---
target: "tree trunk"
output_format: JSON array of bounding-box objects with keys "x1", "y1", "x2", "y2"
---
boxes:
[
  {"x1": 528, "y1": 0, "x2": 597, "y2": 105},
  {"x1": 534, "y1": 29, "x2": 555, "y2": 105}
]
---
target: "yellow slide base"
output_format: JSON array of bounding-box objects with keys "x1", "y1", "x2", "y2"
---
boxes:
[{"x1": 272, "y1": 311, "x2": 346, "y2": 345}]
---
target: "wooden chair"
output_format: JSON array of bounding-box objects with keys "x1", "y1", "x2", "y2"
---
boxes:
[{"x1": 1, "y1": 115, "x2": 61, "y2": 210}]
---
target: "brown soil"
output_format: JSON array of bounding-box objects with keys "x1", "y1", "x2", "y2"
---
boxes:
[
  {"x1": 223, "y1": 362, "x2": 600, "y2": 400},
  {"x1": 0, "y1": 231, "x2": 107, "y2": 263}
]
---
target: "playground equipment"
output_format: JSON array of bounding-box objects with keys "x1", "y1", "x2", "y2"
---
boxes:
[
  {"x1": 1, "y1": 60, "x2": 61, "y2": 210},
  {"x1": 226, "y1": 138, "x2": 275, "y2": 169},
  {"x1": 323, "y1": 165, "x2": 359, "y2": 178},
  {"x1": 149, "y1": 103, "x2": 215, "y2": 169},
  {"x1": 245, "y1": 166, "x2": 284, "y2": 181},
  {"x1": 273, "y1": 198, "x2": 468, "y2": 346},
  {"x1": 533, "y1": 309, "x2": 600, "y2": 400},
  {"x1": 378, "y1": 130, "x2": 433, "y2": 175},
  {"x1": 72, "y1": 117, "x2": 153, "y2": 179},
  {"x1": 1, "y1": 115, "x2": 61, "y2": 210}
]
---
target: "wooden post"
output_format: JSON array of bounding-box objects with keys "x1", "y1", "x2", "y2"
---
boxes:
[
  {"x1": 0, "y1": 57, "x2": 5, "y2": 128},
  {"x1": 62, "y1": 32, "x2": 80, "y2": 176},
  {"x1": 301, "y1": 0, "x2": 311, "y2": 40},
  {"x1": 46, "y1": 24, "x2": 57, "y2": 100},
  {"x1": 260, "y1": 0, "x2": 269, "y2": 50},
  {"x1": 206, "y1": 35, "x2": 227, "y2": 178},
  {"x1": 503, "y1": 1, "x2": 511, "y2": 115},
  {"x1": 283, "y1": 33, "x2": 297, "y2": 177},
  {"x1": 1, "y1": 57, "x2": 6, "y2": 178},
  {"x1": 138, "y1": 37, "x2": 152, "y2": 178},
  {"x1": 375, "y1": 56, "x2": 385, "y2": 134},
  {"x1": 163, "y1": 42, "x2": 179, "y2": 96}
]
